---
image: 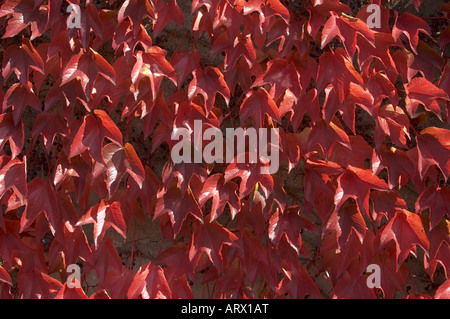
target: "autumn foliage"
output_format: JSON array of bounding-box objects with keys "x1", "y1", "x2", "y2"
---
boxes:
[{"x1": 0, "y1": 0, "x2": 449, "y2": 299}]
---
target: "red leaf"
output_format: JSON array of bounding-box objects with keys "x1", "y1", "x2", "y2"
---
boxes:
[
  {"x1": 188, "y1": 67, "x2": 230, "y2": 116},
  {"x1": 154, "y1": 184, "x2": 203, "y2": 236},
  {"x1": 238, "y1": 228, "x2": 278, "y2": 290},
  {"x1": 153, "y1": 0, "x2": 184, "y2": 35},
  {"x1": 334, "y1": 165, "x2": 389, "y2": 217},
  {"x1": 98, "y1": 265, "x2": 135, "y2": 299},
  {"x1": 20, "y1": 178, "x2": 59, "y2": 236},
  {"x1": 127, "y1": 262, "x2": 171, "y2": 299},
  {"x1": 416, "y1": 127, "x2": 450, "y2": 181},
  {"x1": 32, "y1": 110, "x2": 69, "y2": 153},
  {"x1": 112, "y1": 21, "x2": 153, "y2": 62},
  {"x1": 269, "y1": 206, "x2": 316, "y2": 254},
  {"x1": 118, "y1": 0, "x2": 156, "y2": 37},
  {"x1": 154, "y1": 242, "x2": 194, "y2": 282},
  {"x1": 306, "y1": 117, "x2": 350, "y2": 159},
  {"x1": 3, "y1": 83, "x2": 40, "y2": 126},
  {"x1": 374, "y1": 104, "x2": 411, "y2": 149},
  {"x1": 171, "y1": 49, "x2": 201, "y2": 89},
  {"x1": 405, "y1": 77, "x2": 449, "y2": 119},
  {"x1": 77, "y1": 200, "x2": 127, "y2": 249},
  {"x1": 67, "y1": 110, "x2": 123, "y2": 164},
  {"x1": 372, "y1": 144, "x2": 414, "y2": 189},
  {"x1": 102, "y1": 142, "x2": 145, "y2": 197},
  {"x1": 88, "y1": 237, "x2": 123, "y2": 285},
  {"x1": 17, "y1": 271, "x2": 62, "y2": 299},
  {"x1": 188, "y1": 220, "x2": 238, "y2": 271},
  {"x1": 321, "y1": 12, "x2": 375, "y2": 57},
  {"x1": 331, "y1": 262, "x2": 377, "y2": 299},
  {"x1": 224, "y1": 153, "x2": 274, "y2": 199},
  {"x1": 316, "y1": 47, "x2": 363, "y2": 104},
  {"x1": 416, "y1": 184, "x2": 450, "y2": 229},
  {"x1": 392, "y1": 12, "x2": 431, "y2": 55},
  {"x1": 306, "y1": 0, "x2": 351, "y2": 38},
  {"x1": 210, "y1": 31, "x2": 256, "y2": 71},
  {"x1": 48, "y1": 225, "x2": 93, "y2": 267},
  {"x1": 128, "y1": 166, "x2": 162, "y2": 217},
  {"x1": 0, "y1": 266, "x2": 12, "y2": 286},
  {"x1": 277, "y1": 264, "x2": 321, "y2": 299},
  {"x1": 198, "y1": 173, "x2": 240, "y2": 222},
  {"x1": 0, "y1": 0, "x2": 48, "y2": 39},
  {"x1": 330, "y1": 135, "x2": 372, "y2": 169},
  {"x1": 0, "y1": 156, "x2": 27, "y2": 215},
  {"x1": 131, "y1": 47, "x2": 176, "y2": 98},
  {"x1": 370, "y1": 189, "x2": 408, "y2": 222},
  {"x1": 435, "y1": 278, "x2": 450, "y2": 299},
  {"x1": 379, "y1": 209, "x2": 429, "y2": 269},
  {"x1": 0, "y1": 113, "x2": 24, "y2": 159},
  {"x1": 240, "y1": 87, "x2": 280, "y2": 129},
  {"x1": 424, "y1": 218, "x2": 450, "y2": 280},
  {"x1": 54, "y1": 282, "x2": 88, "y2": 299},
  {"x1": 326, "y1": 201, "x2": 366, "y2": 248},
  {"x1": 252, "y1": 58, "x2": 301, "y2": 102},
  {"x1": 1, "y1": 38, "x2": 44, "y2": 86},
  {"x1": 61, "y1": 49, "x2": 116, "y2": 97}
]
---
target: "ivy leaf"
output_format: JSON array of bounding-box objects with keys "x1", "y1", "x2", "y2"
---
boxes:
[
  {"x1": 435, "y1": 278, "x2": 450, "y2": 299},
  {"x1": 67, "y1": 110, "x2": 123, "y2": 165},
  {"x1": 32, "y1": 111, "x2": 69, "y2": 153},
  {"x1": 76, "y1": 200, "x2": 127, "y2": 249},
  {"x1": 416, "y1": 184, "x2": 450, "y2": 229},
  {"x1": 224, "y1": 153, "x2": 274, "y2": 199},
  {"x1": 210, "y1": 31, "x2": 256, "y2": 71},
  {"x1": 102, "y1": 143, "x2": 145, "y2": 197},
  {"x1": 89, "y1": 237, "x2": 123, "y2": 286},
  {"x1": 392, "y1": 12, "x2": 431, "y2": 54},
  {"x1": 171, "y1": 49, "x2": 201, "y2": 89},
  {"x1": 154, "y1": 184, "x2": 203, "y2": 236},
  {"x1": 1, "y1": 38, "x2": 44, "y2": 87},
  {"x1": 334, "y1": 165, "x2": 389, "y2": 218},
  {"x1": 152, "y1": 0, "x2": 184, "y2": 35},
  {"x1": 0, "y1": 113, "x2": 24, "y2": 159},
  {"x1": 154, "y1": 242, "x2": 194, "y2": 282},
  {"x1": 240, "y1": 87, "x2": 280, "y2": 129},
  {"x1": 131, "y1": 47, "x2": 177, "y2": 99},
  {"x1": 127, "y1": 262, "x2": 171, "y2": 299},
  {"x1": 118, "y1": 0, "x2": 156, "y2": 37},
  {"x1": 321, "y1": 12, "x2": 375, "y2": 57},
  {"x1": 112, "y1": 21, "x2": 153, "y2": 62},
  {"x1": 188, "y1": 220, "x2": 238, "y2": 271},
  {"x1": 20, "y1": 178, "x2": 60, "y2": 236},
  {"x1": 188, "y1": 67, "x2": 230, "y2": 116},
  {"x1": 379, "y1": 209, "x2": 429, "y2": 269},
  {"x1": 3, "y1": 83, "x2": 40, "y2": 126},
  {"x1": 416, "y1": 127, "x2": 450, "y2": 181},
  {"x1": 17, "y1": 271, "x2": 62, "y2": 299},
  {"x1": 61, "y1": 48, "x2": 116, "y2": 97},
  {"x1": 405, "y1": 77, "x2": 449, "y2": 119},
  {"x1": 316, "y1": 47, "x2": 363, "y2": 104},
  {"x1": 198, "y1": 173, "x2": 240, "y2": 222},
  {"x1": 252, "y1": 58, "x2": 301, "y2": 102},
  {"x1": 269, "y1": 206, "x2": 316, "y2": 254},
  {"x1": 307, "y1": 117, "x2": 350, "y2": 160},
  {"x1": 0, "y1": 0, "x2": 48, "y2": 39}
]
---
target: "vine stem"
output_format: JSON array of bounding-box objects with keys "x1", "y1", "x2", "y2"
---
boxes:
[
  {"x1": 129, "y1": 218, "x2": 137, "y2": 270},
  {"x1": 408, "y1": 256, "x2": 417, "y2": 295}
]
